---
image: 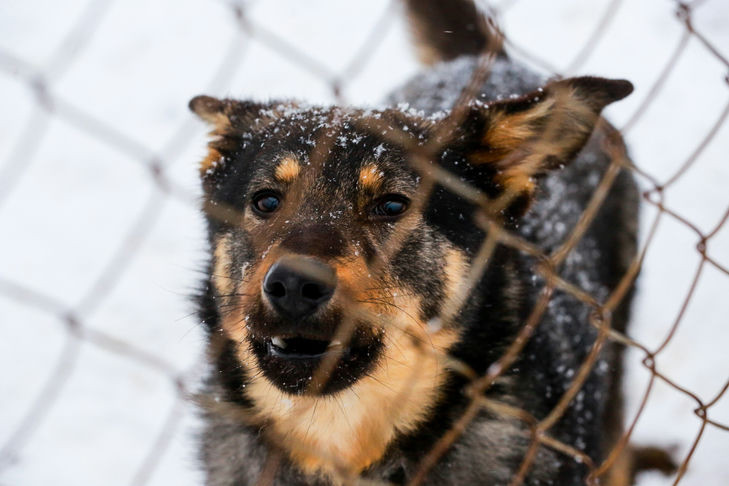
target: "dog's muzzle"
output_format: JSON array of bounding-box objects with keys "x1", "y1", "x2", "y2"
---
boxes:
[{"x1": 262, "y1": 255, "x2": 337, "y2": 320}]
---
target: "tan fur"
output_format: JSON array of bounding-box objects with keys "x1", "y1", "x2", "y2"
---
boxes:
[
  {"x1": 493, "y1": 160, "x2": 538, "y2": 208},
  {"x1": 193, "y1": 105, "x2": 230, "y2": 130},
  {"x1": 436, "y1": 248, "x2": 470, "y2": 324},
  {"x1": 414, "y1": 44, "x2": 441, "y2": 66},
  {"x1": 469, "y1": 99, "x2": 555, "y2": 200},
  {"x1": 238, "y1": 321, "x2": 457, "y2": 477},
  {"x1": 275, "y1": 156, "x2": 302, "y2": 184},
  {"x1": 358, "y1": 164, "x2": 383, "y2": 193},
  {"x1": 215, "y1": 246, "x2": 470, "y2": 479},
  {"x1": 191, "y1": 96, "x2": 233, "y2": 177},
  {"x1": 477, "y1": 98, "x2": 555, "y2": 164},
  {"x1": 212, "y1": 234, "x2": 234, "y2": 298},
  {"x1": 605, "y1": 449, "x2": 632, "y2": 486},
  {"x1": 472, "y1": 87, "x2": 605, "y2": 202},
  {"x1": 200, "y1": 147, "x2": 223, "y2": 176}
]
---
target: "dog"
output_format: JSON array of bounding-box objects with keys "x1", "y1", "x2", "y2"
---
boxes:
[{"x1": 190, "y1": 1, "x2": 672, "y2": 484}]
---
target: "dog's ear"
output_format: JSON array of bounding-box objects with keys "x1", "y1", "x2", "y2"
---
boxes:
[
  {"x1": 459, "y1": 76, "x2": 632, "y2": 216},
  {"x1": 189, "y1": 95, "x2": 288, "y2": 178},
  {"x1": 189, "y1": 95, "x2": 232, "y2": 131}
]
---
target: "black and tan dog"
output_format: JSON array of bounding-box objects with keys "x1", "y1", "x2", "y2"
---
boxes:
[{"x1": 191, "y1": 1, "x2": 671, "y2": 484}]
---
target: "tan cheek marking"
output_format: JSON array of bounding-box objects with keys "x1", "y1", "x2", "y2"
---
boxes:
[
  {"x1": 358, "y1": 164, "x2": 383, "y2": 193},
  {"x1": 217, "y1": 241, "x2": 289, "y2": 346},
  {"x1": 212, "y1": 234, "x2": 234, "y2": 298},
  {"x1": 437, "y1": 247, "x2": 470, "y2": 323},
  {"x1": 275, "y1": 156, "x2": 301, "y2": 184},
  {"x1": 333, "y1": 256, "x2": 379, "y2": 305}
]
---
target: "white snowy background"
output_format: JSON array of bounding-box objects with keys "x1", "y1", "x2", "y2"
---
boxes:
[{"x1": 1, "y1": 0, "x2": 728, "y2": 484}]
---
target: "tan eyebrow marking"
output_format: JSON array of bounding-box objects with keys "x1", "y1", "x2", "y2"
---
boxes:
[
  {"x1": 274, "y1": 156, "x2": 301, "y2": 183},
  {"x1": 358, "y1": 164, "x2": 383, "y2": 192}
]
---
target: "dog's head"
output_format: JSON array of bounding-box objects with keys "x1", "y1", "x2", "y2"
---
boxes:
[{"x1": 191, "y1": 77, "x2": 631, "y2": 473}]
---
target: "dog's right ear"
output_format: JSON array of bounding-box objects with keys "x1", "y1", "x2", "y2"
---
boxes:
[{"x1": 189, "y1": 95, "x2": 287, "y2": 178}]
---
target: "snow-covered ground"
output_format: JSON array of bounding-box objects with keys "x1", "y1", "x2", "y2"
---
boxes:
[{"x1": 0, "y1": 0, "x2": 727, "y2": 484}]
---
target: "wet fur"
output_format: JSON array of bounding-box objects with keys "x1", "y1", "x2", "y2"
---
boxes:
[{"x1": 191, "y1": 2, "x2": 651, "y2": 485}]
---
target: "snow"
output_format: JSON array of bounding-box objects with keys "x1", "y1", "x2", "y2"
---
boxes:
[{"x1": 1, "y1": 0, "x2": 728, "y2": 485}]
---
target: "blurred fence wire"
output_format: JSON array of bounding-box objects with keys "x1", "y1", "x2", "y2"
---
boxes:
[{"x1": 0, "y1": 0, "x2": 728, "y2": 485}]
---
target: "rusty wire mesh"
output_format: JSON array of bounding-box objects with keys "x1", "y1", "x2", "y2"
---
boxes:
[{"x1": 0, "y1": 0, "x2": 728, "y2": 485}]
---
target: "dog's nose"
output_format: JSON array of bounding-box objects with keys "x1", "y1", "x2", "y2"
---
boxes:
[{"x1": 262, "y1": 256, "x2": 337, "y2": 320}]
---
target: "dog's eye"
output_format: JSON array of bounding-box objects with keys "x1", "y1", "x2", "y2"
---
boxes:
[
  {"x1": 252, "y1": 192, "x2": 281, "y2": 215},
  {"x1": 372, "y1": 195, "x2": 409, "y2": 218}
]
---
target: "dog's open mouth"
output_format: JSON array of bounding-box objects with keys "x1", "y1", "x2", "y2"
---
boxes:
[
  {"x1": 250, "y1": 330, "x2": 381, "y2": 395},
  {"x1": 267, "y1": 336, "x2": 345, "y2": 359}
]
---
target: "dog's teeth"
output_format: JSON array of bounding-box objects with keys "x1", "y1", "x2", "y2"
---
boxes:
[
  {"x1": 328, "y1": 340, "x2": 343, "y2": 348},
  {"x1": 271, "y1": 337, "x2": 287, "y2": 349}
]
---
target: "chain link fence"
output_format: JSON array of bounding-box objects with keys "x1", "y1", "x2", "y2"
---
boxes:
[{"x1": 0, "y1": 0, "x2": 727, "y2": 484}]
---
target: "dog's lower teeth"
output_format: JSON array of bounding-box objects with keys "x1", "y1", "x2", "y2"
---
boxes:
[
  {"x1": 271, "y1": 337, "x2": 287, "y2": 349},
  {"x1": 328, "y1": 340, "x2": 343, "y2": 348}
]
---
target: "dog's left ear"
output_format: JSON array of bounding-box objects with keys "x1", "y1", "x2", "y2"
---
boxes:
[
  {"x1": 459, "y1": 76, "x2": 632, "y2": 215},
  {"x1": 189, "y1": 95, "x2": 288, "y2": 178}
]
